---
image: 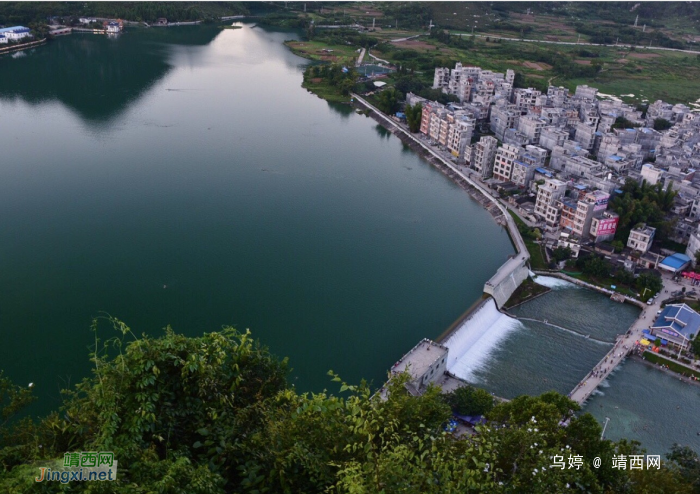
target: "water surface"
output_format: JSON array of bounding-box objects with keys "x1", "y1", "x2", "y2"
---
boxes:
[{"x1": 0, "y1": 25, "x2": 514, "y2": 411}]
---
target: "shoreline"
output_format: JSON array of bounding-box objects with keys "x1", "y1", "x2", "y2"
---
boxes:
[
  {"x1": 533, "y1": 270, "x2": 646, "y2": 309},
  {"x1": 0, "y1": 38, "x2": 47, "y2": 55}
]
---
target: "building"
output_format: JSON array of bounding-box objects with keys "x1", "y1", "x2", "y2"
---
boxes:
[
  {"x1": 0, "y1": 35, "x2": 6, "y2": 44},
  {"x1": 446, "y1": 119, "x2": 474, "y2": 160},
  {"x1": 0, "y1": 26, "x2": 31, "y2": 41},
  {"x1": 105, "y1": 21, "x2": 123, "y2": 33},
  {"x1": 658, "y1": 253, "x2": 691, "y2": 274},
  {"x1": 490, "y1": 103, "x2": 519, "y2": 141},
  {"x1": 390, "y1": 339, "x2": 449, "y2": 395},
  {"x1": 517, "y1": 115, "x2": 546, "y2": 145},
  {"x1": 590, "y1": 211, "x2": 619, "y2": 243},
  {"x1": 493, "y1": 144, "x2": 520, "y2": 182},
  {"x1": 535, "y1": 177, "x2": 566, "y2": 220},
  {"x1": 650, "y1": 304, "x2": 700, "y2": 351},
  {"x1": 511, "y1": 160, "x2": 536, "y2": 188},
  {"x1": 472, "y1": 136, "x2": 498, "y2": 179},
  {"x1": 640, "y1": 164, "x2": 664, "y2": 186},
  {"x1": 627, "y1": 223, "x2": 656, "y2": 253}
]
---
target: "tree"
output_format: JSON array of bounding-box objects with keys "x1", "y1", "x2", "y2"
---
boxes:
[
  {"x1": 691, "y1": 334, "x2": 700, "y2": 358},
  {"x1": 637, "y1": 272, "x2": 663, "y2": 295},
  {"x1": 653, "y1": 118, "x2": 673, "y2": 131},
  {"x1": 612, "y1": 240, "x2": 625, "y2": 253},
  {"x1": 654, "y1": 337, "x2": 662, "y2": 348},
  {"x1": 404, "y1": 102, "x2": 423, "y2": 133},
  {"x1": 375, "y1": 87, "x2": 403, "y2": 114},
  {"x1": 552, "y1": 246, "x2": 572, "y2": 262},
  {"x1": 443, "y1": 385, "x2": 494, "y2": 416}
]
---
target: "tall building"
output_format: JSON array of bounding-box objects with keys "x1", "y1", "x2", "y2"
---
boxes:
[
  {"x1": 493, "y1": 144, "x2": 520, "y2": 182},
  {"x1": 535, "y1": 178, "x2": 567, "y2": 220},
  {"x1": 472, "y1": 136, "x2": 498, "y2": 179}
]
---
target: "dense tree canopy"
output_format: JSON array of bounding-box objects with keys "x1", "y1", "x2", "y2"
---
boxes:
[
  {"x1": 0, "y1": 322, "x2": 697, "y2": 493},
  {"x1": 610, "y1": 178, "x2": 677, "y2": 245}
]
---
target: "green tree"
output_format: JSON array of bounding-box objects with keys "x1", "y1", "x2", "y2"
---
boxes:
[
  {"x1": 637, "y1": 272, "x2": 663, "y2": 295},
  {"x1": 552, "y1": 246, "x2": 572, "y2": 262},
  {"x1": 404, "y1": 102, "x2": 423, "y2": 133},
  {"x1": 653, "y1": 118, "x2": 673, "y2": 131},
  {"x1": 443, "y1": 385, "x2": 494, "y2": 416},
  {"x1": 375, "y1": 87, "x2": 403, "y2": 115}
]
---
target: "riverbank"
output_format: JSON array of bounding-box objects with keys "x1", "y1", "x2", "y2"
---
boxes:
[
  {"x1": 0, "y1": 38, "x2": 46, "y2": 55},
  {"x1": 533, "y1": 270, "x2": 646, "y2": 309}
]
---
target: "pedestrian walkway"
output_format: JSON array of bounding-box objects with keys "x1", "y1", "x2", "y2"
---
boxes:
[{"x1": 569, "y1": 278, "x2": 671, "y2": 405}]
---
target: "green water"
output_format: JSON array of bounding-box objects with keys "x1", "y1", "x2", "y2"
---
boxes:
[{"x1": 0, "y1": 25, "x2": 514, "y2": 412}]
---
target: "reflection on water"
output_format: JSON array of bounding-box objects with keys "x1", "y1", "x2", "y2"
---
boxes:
[{"x1": 0, "y1": 26, "x2": 221, "y2": 123}]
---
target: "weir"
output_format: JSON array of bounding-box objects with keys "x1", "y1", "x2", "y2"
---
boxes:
[{"x1": 441, "y1": 298, "x2": 522, "y2": 383}]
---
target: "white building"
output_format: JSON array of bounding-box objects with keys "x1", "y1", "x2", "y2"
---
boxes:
[
  {"x1": 0, "y1": 26, "x2": 31, "y2": 41},
  {"x1": 493, "y1": 144, "x2": 520, "y2": 182},
  {"x1": 627, "y1": 223, "x2": 656, "y2": 253},
  {"x1": 472, "y1": 136, "x2": 498, "y2": 180},
  {"x1": 535, "y1": 178, "x2": 567, "y2": 220}
]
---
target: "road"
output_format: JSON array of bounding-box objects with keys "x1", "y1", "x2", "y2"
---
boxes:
[
  {"x1": 455, "y1": 33, "x2": 700, "y2": 55},
  {"x1": 356, "y1": 47, "x2": 366, "y2": 67}
]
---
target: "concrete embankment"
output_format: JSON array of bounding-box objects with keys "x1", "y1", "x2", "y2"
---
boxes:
[
  {"x1": 0, "y1": 38, "x2": 46, "y2": 55},
  {"x1": 351, "y1": 94, "x2": 530, "y2": 308},
  {"x1": 533, "y1": 270, "x2": 646, "y2": 309}
]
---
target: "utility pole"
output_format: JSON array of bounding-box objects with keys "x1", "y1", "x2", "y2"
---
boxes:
[
  {"x1": 601, "y1": 417, "x2": 610, "y2": 440},
  {"x1": 634, "y1": 14, "x2": 639, "y2": 27},
  {"x1": 372, "y1": 18, "x2": 375, "y2": 30},
  {"x1": 643, "y1": 24, "x2": 646, "y2": 33},
  {"x1": 577, "y1": 34, "x2": 581, "y2": 44},
  {"x1": 304, "y1": 3, "x2": 306, "y2": 12}
]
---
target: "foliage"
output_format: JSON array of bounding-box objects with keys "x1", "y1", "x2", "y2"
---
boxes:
[
  {"x1": 577, "y1": 254, "x2": 610, "y2": 279},
  {"x1": 692, "y1": 334, "x2": 700, "y2": 358},
  {"x1": 653, "y1": 118, "x2": 674, "y2": 131},
  {"x1": 552, "y1": 246, "x2": 572, "y2": 262},
  {"x1": 303, "y1": 63, "x2": 358, "y2": 98},
  {"x1": 637, "y1": 272, "x2": 663, "y2": 296},
  {"x1": 0, "y1": 2, "x2": 248, "y2": 25},
  {"x1": 611, "y1": 116, "x2": 641, "y2": 130},
  {"x1": 610, "y1": 178, "x2": 677, "y2": 244},
  {"x1": 404, "y1": 102, "x2": 423, "y2": 133},
  {"x1": 611, "y1": 240, "x2": 625, "y2": 253},
  {"x1": 0, "y1": 323, "x2": 698, "y2": 493},
  {"x1": 442, "y1": 385, "x2": 494, "y2": 416},
  {"x1": 374, "y1": 87, "x2": 403, "y2": 115}
]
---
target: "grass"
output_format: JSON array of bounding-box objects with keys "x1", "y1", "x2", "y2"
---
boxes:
[
  {"x1": 507, "y1": 210, "x2": 547, "y2": 270},
  {"x1": 642, "y1": 351, "x2": 700, "y2": 379},
  {"x1": 502, "y1": 278, "x2": 550, "y2": 309},
  {"x1": 564, "y1": 271, "x2": 639, "y2": 297},
  {"x1": 300, "y1": 79, "x2": 352, "y2": 104},
  {"x1": 284, "y1": 40, "x2": 359, "y2": 65}
]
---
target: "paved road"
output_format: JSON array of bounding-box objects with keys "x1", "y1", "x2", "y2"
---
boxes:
[
  {"x1": 455, "y1": 33, "x2": 700, "y2": 55},
  {"x1": 356, "y1": 47, "x2": 366, "y2": 67}
]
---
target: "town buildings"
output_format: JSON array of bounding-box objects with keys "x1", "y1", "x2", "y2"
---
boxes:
[{"x1": 414, "y1": 62, "x2": 700, "y2": 266}]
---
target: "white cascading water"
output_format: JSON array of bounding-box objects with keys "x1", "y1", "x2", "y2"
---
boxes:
[
  {"x1": 443, "y1": 298, "x2": 523, "y2": 383},
  {"x1": 532, "y1": 275, "x2": 578, "y2": 290}
]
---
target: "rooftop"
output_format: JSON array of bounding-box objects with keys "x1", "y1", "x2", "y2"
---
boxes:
[
  {"x1": 392, "y1": 339, "x2": 447, "y2": 380},
  {"x1": 651, "y1": 303, "x2": 700, "y2": 340}
]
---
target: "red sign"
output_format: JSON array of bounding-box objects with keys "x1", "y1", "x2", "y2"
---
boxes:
[{"x1": 596, "y1": 217, "x2": 618, "y2": 235}]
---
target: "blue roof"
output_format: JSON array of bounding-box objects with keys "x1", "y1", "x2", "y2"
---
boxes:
[
  {"x1": 574, "y1": 184, "x2": 587, "y2": 190},
  {"x1": 660, "y1": 253, "x2": 691, "y2": 270},
  {"x1": 513, "y1": 160, "x2": 530, "y2": 168},
  {"x1": 610, "y1": 156, "x2": 623, "y2": 161},
  {"x1": 652, "y1": 304, "x2": 700, "y2": 340},
  {"x1": 0, "y1": 26, "x2": 29, "y2": 34}
]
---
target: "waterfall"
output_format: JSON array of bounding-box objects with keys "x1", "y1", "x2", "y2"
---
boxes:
[
  {"x1": 443, "y1": 298, "x2": 523, "y2": 383},
  {"x1": 533, "y1": 275, "x2": 578, "y2": 290}
]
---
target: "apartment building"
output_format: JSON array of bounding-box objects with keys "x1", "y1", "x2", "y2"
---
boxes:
[{"x1": 493, "y1": 144, "x2": 520, "y2": 182}]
